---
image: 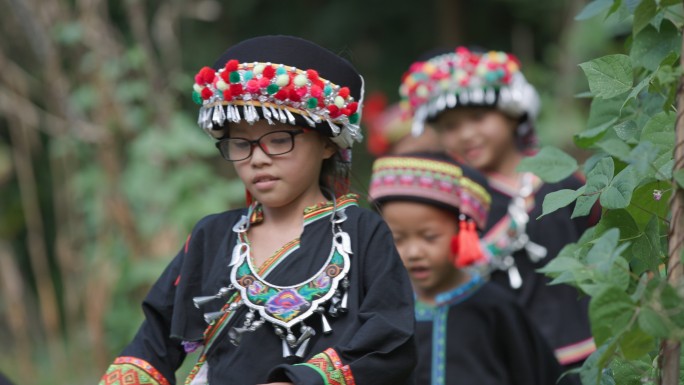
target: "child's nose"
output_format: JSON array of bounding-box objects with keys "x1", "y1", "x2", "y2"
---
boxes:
[{"x1": 250, "y1": 142, "x2": 272, "y2": 165}]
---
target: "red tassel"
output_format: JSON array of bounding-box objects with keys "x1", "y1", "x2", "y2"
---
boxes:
[
  {"x1": 245, "y1": 189, "x2": 253, "y2": 206},
  {"x1": 454, "y1": 218, "x2": 485, "y2": 268}
]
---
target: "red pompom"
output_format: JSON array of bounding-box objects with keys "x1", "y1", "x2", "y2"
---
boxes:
[
  {"x1": 258, "y1": 77, "x2": 270, "y2": 88},
  {"x1": 347, "y1": 102, "x2": 358, "y2": 114},
  {"x1": 274, "y1": 89, "x2": 288, "y2": 101},
  {"x1": 200, "y1": 87, "x2": 213, "y2": 100},
  {"x1": 194, "y1": 73, "x2": 203, "y2": 85},
  {"x1": 306, "y1": 69, "x2": 319, "y2": 81},
  {"x1": 313, "y1": 78, "x2": 325, "y2": 89},
  {"x1": 341, "y1": 108, "x2": 351, "y2": 116},
  {"x1": 223, "y1": 89, "x2": 233, "y2": 100},
  {"x1": 199, "y1": 67, "x2": 216, "y2": 84},
  {"x1": 310, "y1": 85, "x2": 323, "y2": 98},
  {"x1": 225, "y1": 59, "x2": 239, "y2": 72},
  {"x1": 318, "y1": 98, "x2": 325, "y2": 107},
  {"x1": 229, "y1": 83, "x2": 243, "y2": 96},
  {"x1": 262, "y1": 65, "x2": 276, "y2": 79},
  {"x1": 338, "y1": 87, "x2": 350, "y2": 98},
  {"x1": 327, "y1": 105, "x2": 341, "y2": 118},
  {"x1": 288, "y1": 87, "x2": 301, "y2": 102},
  {"x1": 220, "y1": 70, "x2": 231, "y2": 83}
]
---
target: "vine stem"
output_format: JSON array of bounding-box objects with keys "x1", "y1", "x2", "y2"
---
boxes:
[{"x1": 660, "y1": 8, "x2": 684, "y2": 382}]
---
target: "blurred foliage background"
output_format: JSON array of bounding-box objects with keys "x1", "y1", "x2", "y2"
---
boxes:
[{"x1": 0, "y1": 0, "x2": 623, "y2": 383}]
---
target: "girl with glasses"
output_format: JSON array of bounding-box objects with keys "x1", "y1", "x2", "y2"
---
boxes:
[{"x1": 99, "y1": 36, "x2": 416, "y2": 385}]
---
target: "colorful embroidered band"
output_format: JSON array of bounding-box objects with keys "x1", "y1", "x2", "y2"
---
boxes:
[
  {"x1": 100, "y1": 357, "x2": 170, "y2": 385},
  {"x1": 368, "y1": 156, "x2": 490, "y2": 229},
  {"x1": 193, "y1": 60, "x2": 363, "y2": 148},
  {"x1": 399, "y1": 47, "x2": 539, "y2": 136}
]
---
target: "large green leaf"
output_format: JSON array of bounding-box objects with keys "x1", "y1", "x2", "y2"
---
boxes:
[
  {"x1": 590, "y1": 286, "x2": 635, "y2": 345},
  {"x1": 638, "y1": 307, "x2": 669, "y2": 338},
  {"x1": 619, "y1": 325, "x2": 656, "y2": 360},
  {"x1": 517, "y1": 147, "x2": 578, "y2": 183},
  {"x1": 630, "y1": 22, "x2": 680, "y2": 71},
  {"x1": 539, "y1": 187, "x2": 585, "y2": 218},
  {"x1": 626, "y1": 182, "x2": 672, "y2": 228},
  {"x1": 600, "y1": 165, "x2": 638, "y2": 209},
  {"x1": 640, "y1": 112, "x2": 675, "y2": 154},
  {"x1": 613, "y1": 120, "x2": 639, "y2": 141},
  {"x1": 633, "y1": 0, "x2": 657, "y2": 35},
  {"x1": 597, "y1": 138, "x2": 632, "y2": 161},
  {"x1": 576, "y1": 0, "x2": 614, "y2": 20},
  {"x1": 579, "y1": 55, "x2": 634, "y2": 99}
]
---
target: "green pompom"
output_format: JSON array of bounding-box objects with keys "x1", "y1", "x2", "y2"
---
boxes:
[
  {"x1": 324, "y1": 85, "x2": 333, "y2": 96},
  {"x1": 349, "y1": 113, "x2": 359, "y2": 124},
  {"x1": 229, "y1": 71, "x2": 241, "y2": 83},
  {"x1": 192, "y1": 91, "x2": 202, "y2": 105},
  {"x1": 307, "y1": 97, "x2": 318, "y2": 109},
  {"x1": 267, "y1": 84, "x2": 279, "y2": 94}
]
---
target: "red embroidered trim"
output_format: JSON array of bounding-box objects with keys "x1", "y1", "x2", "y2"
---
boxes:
[
  {"x1": 304, "y1": 348, "x2": 356, "y2": 385},
  {"x1": 100, "y1": 356, "x2": 169, "y2": 385}
]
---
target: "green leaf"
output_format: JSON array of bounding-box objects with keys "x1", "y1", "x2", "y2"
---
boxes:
[
  {"x1": 580, "y1": 344, "x2": 613, "y2": 385},
  {"x1": 640, "y1": 112, "x2": 675, "y2": 154},
  {"x1": 638, "y1": 307, "x2": 669, "y2": 337},
  {"x1": 626, "y1": 182, "x2": 671, "y2": 228},
  {"x1": 656, "y1": 158, "x2": 674, "y2": 181},
  {"x1": 576, "y1": 0, "x2": 614, "y2": 20},
  {"x1": 629, "y1": 216, "x2": 663, "y2": 274},
  {"x1": 601, "y1": 165, "x2": 638, "y2": 209},
  {"x1": 626, "y1": 141, "x2": 658, "y2": 178},
  {"x1": 633, "y1": 0, "x2": 657, "y2": 35},
  {"x1": 539, "y1": 187, "x2": 585, "y2": 218},
  {"x1": 619, "y1": 325, "x2": 656, "y2": 360},
  {"x1": 587, "y1": 157, "x2": 616, "y2": 193},
  {"x1": 620, "y1": 74, "x2": 654, "y2": 112},
  {"x1": 597, "y1": 138, "x2": 632, "y2": 160},
  {"x1": 674, "y1": 169, "x2": 684, "y2": 188},
  {"x1": 610, "y1": 357, "x2": 654, "y2": 385},
  {"x1": 630, "y1": 22, "x2": 679, "y2": 71},
  {"x1": 516, "y1": 147, "x2": 579, "y2": 183},
  {"x1": 586, "y1": 228, "x2": 620, "y2": 265},
  {"x1": 577, "y1": 97, "x2": 625, "y2": 148},
  {"x1": 613, "y1": 120, "x2": 639, "y2": 141},
  {"x1": 590, "y1": 286, "x2": 635, "y2": 345},
  {"x1": 573, "y1": 193, "x2": 600, "y2": 219},
  {"x1": 579, "y1": 55, "x2": 634, "y2": 99},
  {"x1": 595, "y1": 209, "x2": 640, "y2": 239}
]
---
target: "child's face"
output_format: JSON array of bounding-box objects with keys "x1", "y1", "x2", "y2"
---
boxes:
[
  {"x1": 229, "y1": 120, "x2": 336, "y2": 208},
  {"x1": 382, "y1": 201, "x2": 460, "y2": 297},
  {"x1": 433, "y1": 107, "x2": 518, "y2": 173}
]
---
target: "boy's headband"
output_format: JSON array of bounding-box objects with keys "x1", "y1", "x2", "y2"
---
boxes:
[{"x1": 368, "y1": 154, "x2": 490, "y2": 230}]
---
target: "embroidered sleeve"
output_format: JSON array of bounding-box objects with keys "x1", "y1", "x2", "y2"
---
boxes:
[
  {"x1": 99, "y1": 357, "x2": 170, "y2": 385},
  {"x1": 296, "y1": 348, "x2": 356, "y2": 385}
]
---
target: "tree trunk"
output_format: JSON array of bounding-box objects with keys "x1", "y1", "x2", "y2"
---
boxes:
[{"x1": 661, "y1": 8, "x2": 684, "y2": 382}]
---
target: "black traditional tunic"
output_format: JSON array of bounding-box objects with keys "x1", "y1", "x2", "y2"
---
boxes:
[
  {"x1": 99, "y1": 195, "x2": 417, "y2": 385},
  {"x1": 414, "y1": 274, "x2": 567, "y2": 385},
  {"x1": 482, "y1": 173, "x2": 596, "y2": 367}
]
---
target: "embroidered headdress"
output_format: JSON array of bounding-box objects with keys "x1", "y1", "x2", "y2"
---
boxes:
[
  {"x1": 368, "y1": 153, "x2": 491, "y2": 267},
  {"x1": 193, "y1": 35, "x2": 364, "y2": 150},
  {"x1": 399, "y1": 47, "x2": 539, "y2": 148}
]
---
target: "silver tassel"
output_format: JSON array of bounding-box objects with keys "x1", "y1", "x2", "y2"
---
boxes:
[
  {"x1": 301, "y1": 113, "x2": 316, "y2": 127},
  {"x1": 446, "y1": 92, "x2": 457, "y2": 108},
  {"x1": 307, "y1": 110, "x2": 322, "y2": 123},
  {"x1": 269, "y1": 105, "x2": 279, "y2": 121},
  {"x1": 284, "y1": 108, "x2": 296, "y2": 125},
  {"x1": 233, "y1": 105, "x2": 242, "y2": 122},
  {"x1": 327, "y1": 119, "x2": 341, "y2": 135},
  {"x1": 193, "y1": 285, "x2": 234, "y2": 308},
  {"x1": 295, "y1": 338, "x2": 311, "y2": 358},
  {"x1": 281, "y1": 339, "x2": 293, "y2": 358},
  {"x1": 277, "y1": 107, "x2": 287, "y2": 123},
  {"x1": 262, "y1": 106, "x2": 274, "y2": 125},
  {"x1": 203, "y1": 310, "x2": 226, "y2": 324},
  {"x1": 316, "y1": 307, "x2": 333, "y2": 334},
  {"x1": 212, "y1": 105, "x2": 226, "y2": 125}
]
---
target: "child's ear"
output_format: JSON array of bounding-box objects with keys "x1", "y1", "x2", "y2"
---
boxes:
[{"x1": 322, "y1": 139, "x2": 338, "y2": 159}]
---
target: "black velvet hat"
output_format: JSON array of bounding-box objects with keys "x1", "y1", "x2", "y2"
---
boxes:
[{"x1": 192, "y1": 35, "x2": 364, "y2": 149}]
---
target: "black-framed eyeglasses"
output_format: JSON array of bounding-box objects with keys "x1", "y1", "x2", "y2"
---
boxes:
[{"x1": 215, "y1": 129, "x2": 306, "y2": 161}]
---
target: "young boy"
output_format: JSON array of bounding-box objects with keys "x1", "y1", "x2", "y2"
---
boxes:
[
  {"x1": 369, "y1": 153, "x2": 568, "y2": 385},
  {"x1": 399, "y1": 47, "x2": 595, "y2": 371},
  {"x1": 99, "y1": 35, "x2": 416, "y2": 385}
]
